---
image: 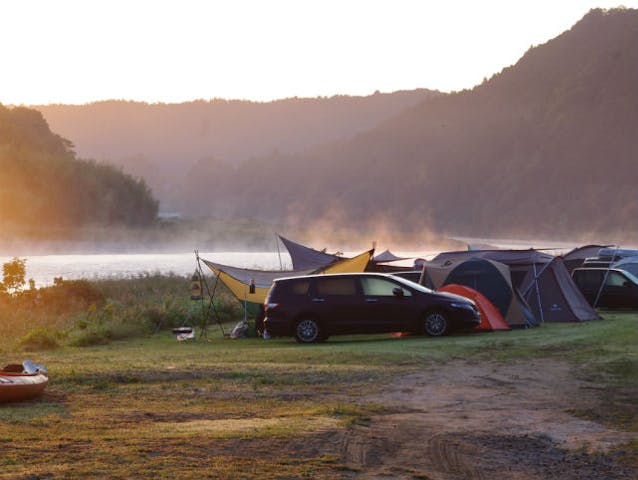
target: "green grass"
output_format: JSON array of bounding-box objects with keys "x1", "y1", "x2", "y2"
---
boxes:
[{"x1": 1, "y1": 277, "x2": 637, "y2": 477}]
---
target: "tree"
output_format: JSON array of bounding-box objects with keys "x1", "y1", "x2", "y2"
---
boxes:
[{"x1": 1, "y1": 257, "x2": 26, "y2": 295}]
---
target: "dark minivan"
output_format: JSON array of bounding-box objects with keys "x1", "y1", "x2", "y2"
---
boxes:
[
  {"x1": 572, "y1": 267, "x2": 638, "y2": 309},
  {"x1": 263, "y1": 273, "x2": 481, "y2": 343}
]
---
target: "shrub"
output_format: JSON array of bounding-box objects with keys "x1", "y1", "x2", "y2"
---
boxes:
[
  {"x1": 1, "y1": 257, "x2": 26, "y2": 295},
  {"x1": 36, "y1": 280, "x2": 105, "y2": 313},
  {"x1": 18, "y1": 327, "x2": 61, "y2": 351}
]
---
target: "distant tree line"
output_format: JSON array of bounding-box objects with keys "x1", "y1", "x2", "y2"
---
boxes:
[{"x1": 0, "y1": 105, "x2": 158, "y2": 233}]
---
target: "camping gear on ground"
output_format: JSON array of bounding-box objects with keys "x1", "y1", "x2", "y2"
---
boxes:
[
  {"x1": 423, "y1": 257, "x2": 536, "y2": 328},
  {"x1": 230, "y1": 320, "x2": 249, "y2": 339},
  {"x1": 438, "y1": 284, "x2": 510, "y2": 331},
  {"x1": 172, "y1": 326, "x2": 195, "y2": 341},
  {"x1": 429, "y1": 249, "x2": 598, "y2": 323},
  {"x1": 0, "y1": 360, "x2": 48, "y2": 402}
]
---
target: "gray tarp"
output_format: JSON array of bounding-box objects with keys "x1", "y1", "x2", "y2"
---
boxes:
[{"x1": 278, "y1": 235, "x2": 340, "y2": 270}]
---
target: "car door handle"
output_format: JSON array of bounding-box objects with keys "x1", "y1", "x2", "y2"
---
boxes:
[
  {"x1": 312, "y1": 298, "x2": 326, "y2": 302},
  {"x1": 366, "y1": 298, "x2": 378, "y2": 303}
]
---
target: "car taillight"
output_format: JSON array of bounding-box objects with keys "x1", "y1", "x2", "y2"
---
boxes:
[{"x1": 265, "y1": 302, "x2": 280, "y2": 312}]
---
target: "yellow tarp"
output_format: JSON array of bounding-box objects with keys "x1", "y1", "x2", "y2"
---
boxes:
[{"x1": 203, "y1": 249, "x2": 374, "y2": 307}]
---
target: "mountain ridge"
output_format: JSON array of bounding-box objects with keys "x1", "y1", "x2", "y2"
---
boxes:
[{"x1": 32, "y1": 8, "x2": 638, "y2": 243}]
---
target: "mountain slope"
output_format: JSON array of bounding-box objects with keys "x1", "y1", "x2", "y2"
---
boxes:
[
  {"x1": 190, "y1": 8, "x2": 638, "y2": 241},
  {"x1": 0, "y1": 105, "x2": 158, "y2": 233},
  {"x1": 35, "y1": 90, "x2": 442, "y2": 206}
]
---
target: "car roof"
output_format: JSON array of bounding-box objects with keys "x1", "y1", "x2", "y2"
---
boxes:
[
  {"x1": 273, "y1": 272, "x2": 402, "y2": 283},
  {"x1": 573, "y1": 267, "x2": 638, "y2": 283},
  {"x1": 574, "y1": 267, "x2": 626, "y2": 273}
]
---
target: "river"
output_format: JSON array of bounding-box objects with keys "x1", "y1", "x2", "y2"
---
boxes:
[
  {"x1": 0, "y1": 236, "x2": 591, "y2": 287},
  {"x1": 0, "y1": 252, "x2": 295, "y2": 288}
]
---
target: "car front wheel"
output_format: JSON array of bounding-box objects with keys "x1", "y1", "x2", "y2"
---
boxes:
[
  {"x1": 424, "y1": 311, "x2": 448, "y2": 337},
  {"x1": 294, "y1": 318, "x2": 323, "y2": 343}
]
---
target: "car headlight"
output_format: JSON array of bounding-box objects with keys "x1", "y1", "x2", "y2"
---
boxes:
[{"x1": 450, "y1": 302, "x2": 474, "y2": 310}]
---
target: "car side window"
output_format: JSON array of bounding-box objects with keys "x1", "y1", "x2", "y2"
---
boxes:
[
  {"x1": 361, "y1": 277, "x2": 412, "y2": 297},
  {"x1": 576, "y1": 270, "x2": 602, "y2": 288},
  {"x1": 316, "y1": 278, "x2": 358, "y2": 296},
  {"x1": 606, "y1": 272, "x2": 628, "y2": 287},
  {"x1": 289, "y1": 280, "x2": 310, "y2": 295}
]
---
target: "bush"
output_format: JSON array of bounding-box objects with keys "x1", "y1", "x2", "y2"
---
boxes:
[
  {"x1": 1, "y1": 257, "x2": 26, "y2": 295},
  {"x1": 67, "y1": 320, "x2": 148, "y2": 347},
  {"x1": 18, "y1": 327, "x2": 62, "y2": 351},
  {"x1": 35, "y1": 280, "x2": 105, "y2": 313}
]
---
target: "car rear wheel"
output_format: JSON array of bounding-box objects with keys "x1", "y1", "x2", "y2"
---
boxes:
[
  {"x1": 424, "y1": 311, "x2": 448, "y2": 337},
  {"x1": 294, "y1": 318, "x2": 323, "y2": 343}
]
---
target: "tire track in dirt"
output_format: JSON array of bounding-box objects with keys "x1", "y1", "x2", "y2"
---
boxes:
[
  {"x1": 342, "y1": 417, "x2": 487, "y2": 479},
  {"x1": 340, "y1": 360, "x2": 638, "y2": 479}
]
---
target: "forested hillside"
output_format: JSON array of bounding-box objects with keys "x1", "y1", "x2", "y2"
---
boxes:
[
  {"x1": 0, "y1": 106, "x2": 158, "y2": 234},
  {"x1": 36, "y1": 90, "x2": 441, "y2": 206},
  {"x1": 172, "y1": 8, "x2": 638, "y2": 241}
]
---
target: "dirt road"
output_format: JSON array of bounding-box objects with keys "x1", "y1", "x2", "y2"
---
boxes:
[{"x1": 340, "y1": 360, "x2": 637, "y2": 479}]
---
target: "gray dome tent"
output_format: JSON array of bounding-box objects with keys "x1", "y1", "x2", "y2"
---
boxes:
[
  {"x1": 430, "y1": 249, "x2": 598, "y2": 323},
  {"x1": 423, "y1": 257, "x2": 536, "y2": 328}
]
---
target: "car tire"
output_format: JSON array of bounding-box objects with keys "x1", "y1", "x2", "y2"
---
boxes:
[
  {"x1": 294, "y1": 318, "x2": 323, "y2": 343},
  {"x1": 424, "y1": 310, "x2": 448, "y2": 337}
]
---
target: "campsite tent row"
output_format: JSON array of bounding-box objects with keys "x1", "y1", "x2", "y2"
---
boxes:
[
  {"x1": 424, "y1": 249, "x2": 598, "y2": 325},
  {"x1": 281, "y1": 236, "x2": 597, "y2": 325},
  {"x1": 202, "y1": 236, "x2": 598, "y2": 330}
]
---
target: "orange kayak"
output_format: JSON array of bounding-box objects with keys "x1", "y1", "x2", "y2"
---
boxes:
[{"x1": 0, "y1": 363, "x2": 48, "y2": 402}]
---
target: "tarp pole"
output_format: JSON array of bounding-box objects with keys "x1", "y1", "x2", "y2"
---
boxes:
[
  {"x1": 195, "y1": 250, "x2": 207, "y2": 338},
  {"x1": 521, "y1": 258, "x2": 554, "y2": 298},
  {"x1": 196, "y1": 250, "x2": 225, "y2": 337},
  {"x1": 275, "y1": 234, "x2": 283, "y2": 270},
  {"x1": 532, "y1": 260, "x2": 545, "y2": 324},
  {"x1": 593, "y1": 245, "x2": 619, "y2": 309},
  {"x1": 243, "y1": 274, "x2": 248, "y2": 323}
]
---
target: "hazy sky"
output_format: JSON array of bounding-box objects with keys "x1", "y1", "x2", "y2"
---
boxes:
[{"x1": 1, "y1": 0, "x2": 635, "y2": 105}]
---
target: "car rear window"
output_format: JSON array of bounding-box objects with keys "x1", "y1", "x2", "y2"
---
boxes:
[
  {"x1": 573, "y1": 270, "x2": 603, "y2": 288},
  {"x1": 316, "y1": 277, "x2": 358, "y2": 296},
  {"x1": 289, "y1": 279, "x2": 310, "y2": 295}
]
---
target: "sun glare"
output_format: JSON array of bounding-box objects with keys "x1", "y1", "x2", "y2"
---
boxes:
[{"x1": 1, "y1": 0, "x2": 636, "y2": 105}]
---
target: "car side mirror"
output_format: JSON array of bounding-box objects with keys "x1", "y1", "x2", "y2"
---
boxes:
[
  {"x1": 392, "y1": 287, "x2": 404, "y2": 297},
  {"x1": 623, "y1": 281, "x2": 632, "y2": 288}
]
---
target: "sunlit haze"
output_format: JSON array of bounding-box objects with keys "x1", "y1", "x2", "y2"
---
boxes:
[{"x1": 1, "y1": 0, "x2": 636, "y2": 105}]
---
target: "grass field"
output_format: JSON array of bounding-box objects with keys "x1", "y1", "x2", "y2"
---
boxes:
[{"x1": 1, "y1": 312, "x2": 637, "y2": 479}]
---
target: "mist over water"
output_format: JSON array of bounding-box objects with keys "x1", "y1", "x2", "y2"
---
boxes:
[
  {"x1": 0, "y1": 252, "x2": 294, "y2": 288},
  {"x1": 1, "y1": 234, "x2": 608, "y2": 288}
]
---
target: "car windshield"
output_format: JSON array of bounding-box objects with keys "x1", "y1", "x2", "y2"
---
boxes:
[
  {"x1": 618, "y1": 269, "x2": 638, "y2": 285},
  {"x1": 389, "y1": 275, "x2": 434, "y2": 294}
]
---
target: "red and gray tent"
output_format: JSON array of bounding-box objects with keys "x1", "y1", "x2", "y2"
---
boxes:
[
  {"x1": 423, "y1": 256, "x2": 536, "y2": 328},
  {"x1": 429, "y1": 249, "x2": 598, "y2": 323}
]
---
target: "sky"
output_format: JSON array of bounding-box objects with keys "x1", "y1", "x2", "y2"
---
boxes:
[{"x1": 1, "y1": 0, "x2": 636, "y2": 105}]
